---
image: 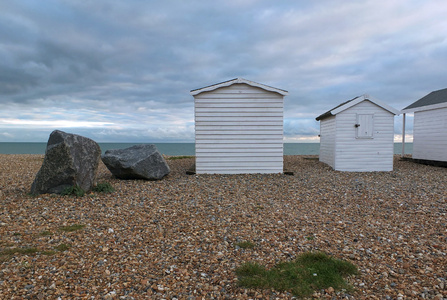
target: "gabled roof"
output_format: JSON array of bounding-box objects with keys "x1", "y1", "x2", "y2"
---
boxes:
[
  {"x1": 316, "y1": 94, "x2": 399, "y2": 121},
  {"x1": 190, "y1": 77, "x2": 289, "y2": 96},
  {"x1": 401, "y1": 88, "x2": 447, "y2": 113}
]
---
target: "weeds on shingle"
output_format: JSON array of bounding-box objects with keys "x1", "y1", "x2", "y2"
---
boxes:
[
  {"x1": 0, "y1": 247, "x2": 39, "y2": 256},
  {"x1": 54, "y1": 243, "x2": 71, "y2": 252},
  {"x1": 61, "y1": 185, "x2": 85, "y2": 197},
  {"x1": 92, "y1": 182, "x2": 114, "y2": 193},
  {"x1": 39, "y1": 230, "x2": 52, "y2": 236},
  {"x1": 59, "y1": 224, "x2": 86, "y2": 232},
  {"x1": 236, "y1": 251, "x2": 358, "y2": 298},
  {"x1": 236, "y1": 241, "x2": 256, "y2": 249}
]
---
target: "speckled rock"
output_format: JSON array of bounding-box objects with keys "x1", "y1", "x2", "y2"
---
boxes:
[
  {"x1": 30, "y1": 130, "x2": 101, "y2": 194},
  {"x1": 101, "y1": 144, "x2": 170, "y2": 180}
]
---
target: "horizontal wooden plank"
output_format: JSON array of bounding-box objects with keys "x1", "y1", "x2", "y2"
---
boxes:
[
  {"x1": 196, "y1": 116, "x2": 282, "y2": 122},
  {"x1": 196, "y1": 143, "x2": 283, "y2": 148},
  {"x1": 196, "y1": 121, "x2": 283, "y2": 126},
  {"x1": 196, "y1": 129, "x2": 283, "y2": 135},
  {"x1": 196, "y1": 171, "x2": 283, "y2": 174},
  {"x1": 197, "y1": 163, "x2": 283, "y2": 168},
  {"x1": 196, "y1": 152, "x2": 284, "y2": 156},
  {"x1": 195, "y1": 102, "x2": 283, "y2": 108},
  {"x1": 197, "y1": 156, "x2": 283, "y2": 162},
  {"x1": 195, "y1": 94, "x2": 283, "y2": 100},
  {"x1": 196, "y1": 152, "x2": 282, "y2": 157},
  {"x1": 195, "y1": 112, "x2": 282, "y2": 117},
  {"x1": 196, "y1": 123, "x2": 283, "y2": 132},
  {"x1": 196, "y1": 134, "x2": 283, "y2": 143},
  {"x1": 195, "y1": 107, "x2": 283, "y2": 113},
  {"x1": 197, "y1": 161, "x2": 282, "y2": 167},
  {"x1": 196, "y1": 140, "x2": 283, "y2": 144}
]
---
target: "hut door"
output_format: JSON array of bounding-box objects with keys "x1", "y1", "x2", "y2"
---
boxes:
[{"x1": 356, "y1": 114, "x2": 373, "y2": 138}]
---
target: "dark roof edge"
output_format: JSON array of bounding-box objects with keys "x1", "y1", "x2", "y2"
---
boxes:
[
  {"x1": 402, "y1": 87, "x2": 447, "y2": 111},
  {"x1": 190, "y1": 78, "x2": 238, "y2": 93}
]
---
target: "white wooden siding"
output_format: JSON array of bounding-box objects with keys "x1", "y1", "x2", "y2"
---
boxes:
[
  {"x1": 319, "y1": 116, "x2": 336, "y2": 168},
  {"x1": 334, "y1": 101, "x2": 394, "y2": 171},
  {"x1": 413, "y1": 107, "x2": 447, "y2": 162},
  {"x1": 194, "y1": 83, "x2": 284, "y2": 174}
]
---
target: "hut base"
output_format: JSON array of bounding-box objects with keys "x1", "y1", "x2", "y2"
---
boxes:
[{"x1": 401, "y1": 157, "x2": 447, "y2": 168}]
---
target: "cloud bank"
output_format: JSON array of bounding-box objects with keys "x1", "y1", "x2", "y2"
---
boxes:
[{"x1": 1, "y1": 0, "x2": 445, "y2": 142}]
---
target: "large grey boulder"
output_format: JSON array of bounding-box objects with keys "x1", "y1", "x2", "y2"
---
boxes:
[
  {"x1": 30, "y1": 130, "x2": 101, "y2": 194},
  {"x1": 102, "y1": 144, "x2": 170, "y2": 180}
]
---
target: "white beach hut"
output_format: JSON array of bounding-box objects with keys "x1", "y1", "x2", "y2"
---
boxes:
[
  {"x1": 401, "y1": 87, "x2": 447, "y2": 163},
  {"x1": 316, "y1": 94, "x2": 399, "y2": 172},
  {"x1": 190, "y1": 78, "x2": 288, "y2": 174}
]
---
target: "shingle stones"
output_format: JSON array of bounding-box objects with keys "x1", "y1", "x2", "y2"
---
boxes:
[
  {"x1": 30, "y1": 130, "x2": 101, "y2": 194},
  {"x1": 101, "y1": 144, "x2": 170, "y2": 180}
]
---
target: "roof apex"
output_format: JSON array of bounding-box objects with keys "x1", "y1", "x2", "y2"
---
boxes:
[
  {"x1": 190, "y1": 77, "x2": 289, "y2": 96},
  {"x1": 316, "y1": 94, "x2": 399, "y2": 121}
]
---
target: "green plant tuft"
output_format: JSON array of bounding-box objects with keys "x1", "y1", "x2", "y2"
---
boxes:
[
  {"x1": 39, "y1": 230, "x2": 52, "y2": 236},
  {"x1": 236, "y1": 251, "x2": 358, "y2": 298},
  {"x1": 54, "y1": 243, "x2": 71, "y2": 252},
  {"x1": 236, "y1": 241, "x2": 256, "y2": 249},
  {"x1": 92, "y1": 182, "x2": 115, "y2": 193},
  {"x1": 0, "y1": 247, "x2": 39, "y2": 256},
  {"x1": 59, "y1": 224, "x2": 86, "y2": 232},
  {"x1": 61, "y1": 185, "x2": 85, "y2": 197}
]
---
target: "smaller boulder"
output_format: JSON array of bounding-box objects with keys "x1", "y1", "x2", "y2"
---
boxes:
[{"x1": 102, "y1": 144, "x2": 170, "y2": 180}]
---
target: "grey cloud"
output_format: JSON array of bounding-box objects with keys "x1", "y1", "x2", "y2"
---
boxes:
[{"x1": 1, "y1": 0, "x2": 446, "y2": 142}]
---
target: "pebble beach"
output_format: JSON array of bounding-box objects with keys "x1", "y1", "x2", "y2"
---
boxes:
[{"x1": 0, "y1": 154, "x2": 446, "y2": 299}]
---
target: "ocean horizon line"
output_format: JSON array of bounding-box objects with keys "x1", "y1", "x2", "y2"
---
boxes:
[{"x1": 0, "y1": 142, "x2": 413, "y2": 156}]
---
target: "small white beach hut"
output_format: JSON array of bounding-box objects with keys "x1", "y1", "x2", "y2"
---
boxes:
[
  {"x1": 316, "y1": 94, "x2": 399, "y2": 172},
  {"x1": 401, "y1": 87, "x2": 447, "y2": 163},
  {"x1": 190, "y1": 78, "x2": 288, "y2": 174}
]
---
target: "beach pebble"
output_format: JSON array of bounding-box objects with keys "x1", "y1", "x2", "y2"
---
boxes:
[{"x1": 0, "y1": 154, "x2": 446, "y2": 299}]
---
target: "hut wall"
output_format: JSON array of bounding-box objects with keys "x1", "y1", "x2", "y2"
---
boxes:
[
  {"x1": 194, "y1": 83, "x2": 284, "y2": 174},
  {"x1": 413, "y1": 107, "x2": 447, "y2": 162},
  {"x1": 319, "y1": 115, "x2": 336, "y2": 169},
  {"x1": 334, "y1": 100, "x2": 395, "y2": 171}
]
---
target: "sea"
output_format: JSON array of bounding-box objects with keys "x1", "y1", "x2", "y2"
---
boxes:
[{"x1": 0, "y1": 142, "x2": 413, "y2": 156}]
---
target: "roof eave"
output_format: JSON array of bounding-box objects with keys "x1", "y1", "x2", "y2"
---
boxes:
[
  {"x1": 190, "y1": 77, "x2": 289, "y2": 96},
  {"x1": 401, "y1": 101, "x2": 447, "y2": 113},
  {"x1": 315, "y1": 112, "x2": 333, "y2": 121},
  {"x1": 332, "y1": 95, "x2": 399, "y2": 116}
]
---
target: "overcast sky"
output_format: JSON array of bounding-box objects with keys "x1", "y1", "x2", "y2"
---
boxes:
[{"x1": 1, "y1": 0, "x2": 446, "y2": 143}]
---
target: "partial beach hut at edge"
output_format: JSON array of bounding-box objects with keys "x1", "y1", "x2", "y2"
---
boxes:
[{"x1": 401, "y1": 87, "x2": 447, "y2": 164}]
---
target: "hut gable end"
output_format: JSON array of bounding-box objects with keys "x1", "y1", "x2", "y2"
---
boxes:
[
  {"x1": 192, "y1": 78, "x2": 287, "y2": 174},
  {"x1": 316, "y1": 95, "x2": 397, "y2": 172}
]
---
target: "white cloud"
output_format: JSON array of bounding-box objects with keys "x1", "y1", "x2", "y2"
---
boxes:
[{"x1": 0, "y1": 1, "x2": 446, "y2": 142}]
